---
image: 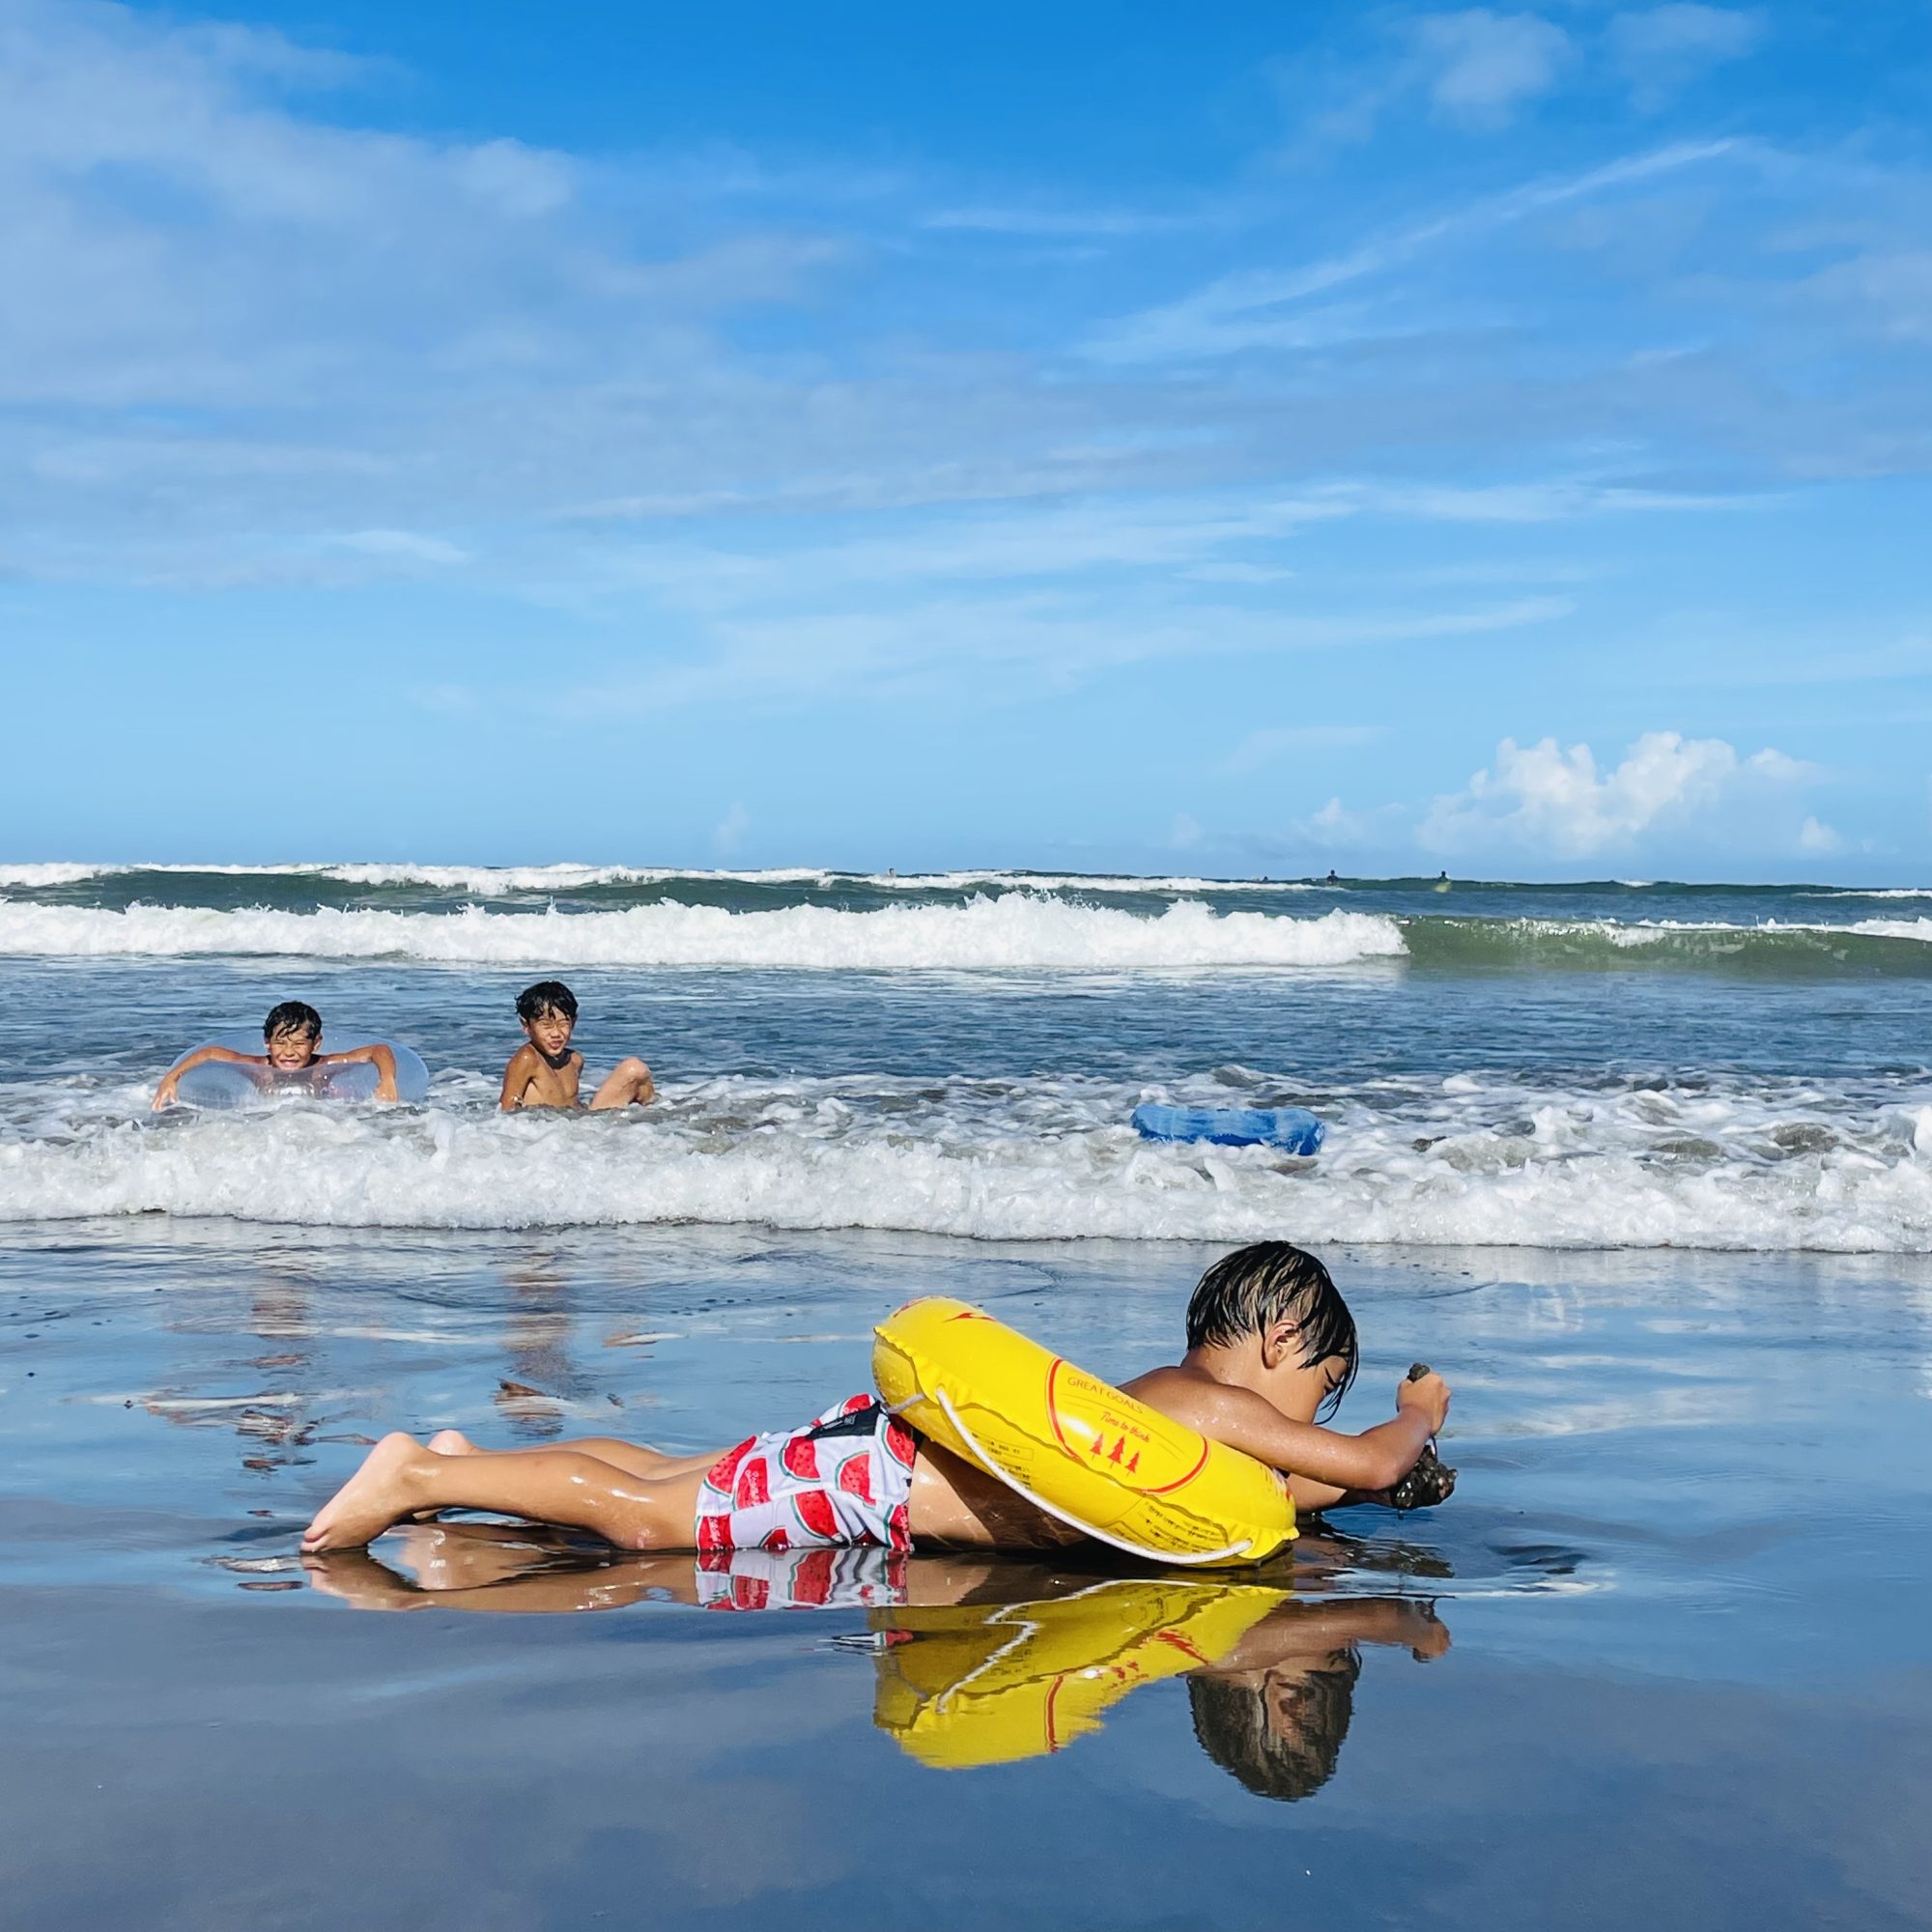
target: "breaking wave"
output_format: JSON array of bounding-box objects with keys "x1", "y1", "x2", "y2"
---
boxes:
[
  {"x1": 0, "y1": 896, "x2": 1928, "y2": 976},
  {"x1": 0, "y1": 898, "x2": 1405, "y2": 969},
  {"x1": 2, "y1": 1068, "x2": 1928, "y2": 1250}
]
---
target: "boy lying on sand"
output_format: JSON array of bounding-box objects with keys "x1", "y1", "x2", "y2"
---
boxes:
[
  {"x1": 153, "y1": 1001, "x2": 400, "y2": 1110},
  {"x1": 498, "y1": 980, "x2": 654, "y2": 1112},
  {"x1": 304, "y1": 1243, "x2": 1454, "y2": 1554}
]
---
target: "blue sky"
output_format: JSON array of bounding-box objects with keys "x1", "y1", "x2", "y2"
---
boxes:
[{"x1": 4, "y1": 0, "x2": 1931, "y2": 879}]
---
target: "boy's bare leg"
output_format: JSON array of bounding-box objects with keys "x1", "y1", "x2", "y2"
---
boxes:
[
  {"x1": 304, "y1": 1528, "x2": 689, "y2": 1613},
  {"x1": 425, "y1": 1429, "x2": 721, "y2": 1483},
  {"x1": 587, "y1": 1057, "x2": 654, "y2": 1110},
  {"x1": 302, "y1": 1433, "x2": 709, "y2": 1553}
]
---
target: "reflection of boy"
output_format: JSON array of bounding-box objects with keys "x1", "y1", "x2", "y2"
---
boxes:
[
  {"x1": 303, "y1": 1242, "x2": 1454, "y2": 1554},
  {"x1": 302, "y1": 1526, "x2": 1447, "y2": 1799},
  {"x1": 153, "y1": 1001, "x2": 400, "y2": 1111},
  {"x1": 497, "y1": 980, "x2": 654, "y2": 1112},
  {"x1": 1186, "y1": 1596, "x2": 1449, "y2": 1802}
]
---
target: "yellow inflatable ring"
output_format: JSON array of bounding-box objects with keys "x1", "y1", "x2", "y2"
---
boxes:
[
  {"x1": 872, "y1": 1577, "x2": 1289, "y2": 1769},
  {"x1": 872, "y1": 1296, "x2": 1295, "y2": 1565}
]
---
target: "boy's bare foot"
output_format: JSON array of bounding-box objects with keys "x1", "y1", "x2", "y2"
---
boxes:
[
  {"x1": 301, "y1": 1550, "x2": 423, "y2": 1610},
  {"x1": 302, "y1": 1433, "x2": 425, "y2": 1551}
]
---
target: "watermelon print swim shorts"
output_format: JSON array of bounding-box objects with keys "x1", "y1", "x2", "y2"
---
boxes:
[{"x1": 695, "y1": 1394, "x2": 917, "y2": 1555}]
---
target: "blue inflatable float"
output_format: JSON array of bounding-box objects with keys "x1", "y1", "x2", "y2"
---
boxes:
[{"x1": 1131, "y1": 1103, "x2": 1324, "y2": 1154}]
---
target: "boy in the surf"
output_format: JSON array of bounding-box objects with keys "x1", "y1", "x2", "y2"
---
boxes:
[
  {"x1": 302, "y1": 1242, "x2": 1454, "y2": 1554},
  {"x1": 153, "y1": 1001, "x2": 400, "y2": 1109},
  {"x1": 497, "y1": 980, "x2": 655, "y2": 1112}
]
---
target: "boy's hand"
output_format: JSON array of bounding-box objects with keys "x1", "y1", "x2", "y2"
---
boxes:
[
  {"x1": 152, "y1": 1075, "x2": 179, "y2": 1112},
  {"x1": 1396, "y1": 1369, "x2": 1450, "y2": 1435}
]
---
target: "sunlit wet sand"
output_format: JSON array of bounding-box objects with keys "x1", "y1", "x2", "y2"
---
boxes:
[{"x1": 2, "y1": 1222, "x2": 1929, "y2": 1929}]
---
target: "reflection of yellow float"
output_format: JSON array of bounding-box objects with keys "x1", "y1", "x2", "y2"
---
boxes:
[
  {"x1": 872, "y1": 1296, "x2": 1296, "y2": 1565},
  {"x1": 871, "y1": 1577, "x2": 1288, "y2": 1769}
]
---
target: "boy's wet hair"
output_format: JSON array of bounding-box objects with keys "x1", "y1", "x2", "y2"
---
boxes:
[
  {"x1": 263, "y1": 1001, "x2": 322, "y2": 1042},
  {"x1": 516, "y1": 980, "x2": 579, "y2": 1024},
  {"x1": 1184, "y1": 1241, "x2": 1358, "y2": 1418},
  {"x1": 1185, "y1": 1650, "x2": 1361, "y2": 1803}
]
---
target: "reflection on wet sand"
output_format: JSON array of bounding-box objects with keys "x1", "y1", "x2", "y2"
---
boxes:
[
  {"x1": 129, "y1": 1240, "x2": 640, "y2": 1478},
  {"x1": 303, "y1": 1523, "x2": 1449, "y2": 1800},
  {"x1": 495, "y1": 1253, "x2": 582, "y2": 1437},
  {"x1": 143, "y1": 1248, "x2": 330, "y2": 1478}
]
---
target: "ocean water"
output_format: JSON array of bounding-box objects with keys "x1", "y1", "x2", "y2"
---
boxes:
[
  {"x1": 1, "y1": 863, "x2": 1928, "y2": 1249},
  {"x1": 3, "y1": 862, "x2": 1930, "y2": 1928}
]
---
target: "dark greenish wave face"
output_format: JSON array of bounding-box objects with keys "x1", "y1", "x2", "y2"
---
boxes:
[{"x1": 1393, "y1": 916, "x2": 1932, "y2": 980}]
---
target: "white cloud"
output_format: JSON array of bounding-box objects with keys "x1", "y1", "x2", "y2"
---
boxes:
[
  {"x1": 1797, "y1": 814, "x2": 1842, "y2": 855},
  {"x1": 1166, "y1": 812, "x2": 1203, "y2": 850},
  {"x1": 1413, "y1": 11, "x2": 1574, "y2": 127},
  {"x1": 1609, "y1": 7, "x2": 1763, "y2": 110},
  {"x1": 1418, "y1": 729, "x2": 1816, "y2": 856}
]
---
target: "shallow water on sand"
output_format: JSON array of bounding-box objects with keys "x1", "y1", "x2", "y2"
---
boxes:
[{"x1": 3, "y1": 1225, "x2": 1929, "y2": 1930}]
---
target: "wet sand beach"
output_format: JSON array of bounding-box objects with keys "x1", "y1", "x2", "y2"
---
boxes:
[{"x1": 3, "y1": 1223, "x2": 1928, "y2": 1930}]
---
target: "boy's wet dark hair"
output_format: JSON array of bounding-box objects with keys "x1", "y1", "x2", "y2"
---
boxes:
[
  {"x1": 516, "y1": 980, "x2": 579, "y2": 1024},
  {"x1": 1185, "y1": 1651, "x2": 1361, "y2": 1803},
  {"x1": 263, "y1": 1001, "x2": 323, "y2": 1042},
  {"x1": 1185, "y1": 1241, "x2": 1358, "y2": 1419}
]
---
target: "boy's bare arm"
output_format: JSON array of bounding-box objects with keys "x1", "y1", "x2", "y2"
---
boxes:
[
  {"x1": 324, "y1": 1042, "x2": 401, "y2": 1100},
  {"x1": 1133, "y1": 1371, "x2": 1449, "y2": 1498},
  {"x1": 1207, "y1": 1597, "x2": 1450, "y2": 1674},
  {"x1": 498, "y1": 1044, "x2": 541, "y2": 1111},
  {"x1": 152, "y1": 1044, "x2": 259, "y2": 1110}
]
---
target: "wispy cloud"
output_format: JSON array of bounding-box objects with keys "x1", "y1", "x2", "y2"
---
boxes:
[
  {"x1": 1222, "y1": 724, "x2": 1385, "y2": 774},
  {"x1": 713, "y1": 802, "x2": 752, "y2": 854},
  {"x1": 923, "y1": 204, "x2": 1181, "y2": 239},
  {"x1": 1609, "y1": 7, "x2": 1764, "y2": 111},
  {"x1": 1086, "y1": 140, "x2": 1740, "y2": 364},
  {"x1": 552, "y1": 593, "x2": 1573, "y2": 721},
  {"x1": 1414, "y1": 10, "x2": 1576, "y2": 128},
  {"x1": 328, "y1": 529, "x2": 470, "y2": 566}
]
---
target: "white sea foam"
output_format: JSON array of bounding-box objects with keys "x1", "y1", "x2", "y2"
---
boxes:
[
  {"x1": 1807, "y1": 888, "x2": 1932, "y2": 900},
  {"x1": 322, "y1": 863, "x2": 1325, "y2": 896},
  {"x1": 0, "y1": 863, "x2": 117, "y2": 887},
  {"x1": 0, "y1": 859, "x2": 1324, "y2": 896},
  {"x1": 0, "y1": 898, "x2": 1406, "y2": 969},
  {"x1": 1847, "y1": 918, "x2": 1932, "y2": 942},
  {"x1": 1613, "y1": 917, "x2": 1932, "y2": 943},
  {"x1": 2, "y1": 1069, "x2": 1928, "y2": 1250}
]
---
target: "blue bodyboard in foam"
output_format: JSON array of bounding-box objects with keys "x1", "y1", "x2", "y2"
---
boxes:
[{"x1": 1131, "y1": 1103, "x2": 1323, "y2": 1153}]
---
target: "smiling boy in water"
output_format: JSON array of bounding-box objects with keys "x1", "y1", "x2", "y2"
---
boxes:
[
  {"x1": 153, "y1": 1001, "x2": 400, "y2": 1109},
  {"x1": 303, "y1": 1243, "x2": 1453, "y2": 1555},
  {"x1": 498, "y1": 980, "x2": 654, "y2": 1112}
]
